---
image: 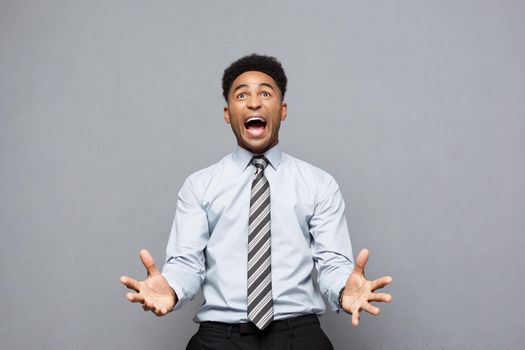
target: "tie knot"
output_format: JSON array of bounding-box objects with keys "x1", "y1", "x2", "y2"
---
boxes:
[{"x1": 251, "y1": 155, "x2": 269, "y2": 171}]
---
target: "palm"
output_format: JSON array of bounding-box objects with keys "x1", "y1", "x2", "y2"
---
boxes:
[
  {"x1": 343, "y1": 273, "x2": 372, "y2": 310},
  {"x1": 139, "y1": 274, "x2": 175, "y2": 309},
  {"x1": 120, "y1": 249, "x2": 177, "y2": 317},
  {"x1": 341, "y1": 249, "x2": 393, "y2": 326}
]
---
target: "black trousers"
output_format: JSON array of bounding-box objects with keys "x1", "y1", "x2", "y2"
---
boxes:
[{"x1": 186, "y1": 314, "x2": 334, "y2": 350}]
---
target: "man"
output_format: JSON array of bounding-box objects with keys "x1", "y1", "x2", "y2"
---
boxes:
[{"x1": 120, "y1": 54, "x2": 393, "y2": 349}]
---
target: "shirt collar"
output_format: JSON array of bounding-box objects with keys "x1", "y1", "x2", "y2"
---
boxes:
[{"x1": 232, "y1": 144, "x2": 283, "y2": 171}]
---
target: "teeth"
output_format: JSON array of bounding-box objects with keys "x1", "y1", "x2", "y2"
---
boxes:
[{"x1": 246, "y1": 117, "x2": 265, "y2": 123}]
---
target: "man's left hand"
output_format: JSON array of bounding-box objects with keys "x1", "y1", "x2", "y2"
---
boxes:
[{"x1": 341, "y1": 249, "x2": 393, "y2": 326}]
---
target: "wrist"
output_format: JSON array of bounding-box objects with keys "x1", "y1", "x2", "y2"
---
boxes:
[
  {"x1": 170, "y1": 287, "x2": 178, "y2": 308},
  {"x1": 338, "y1": 287, "x2": 345, "y2": 309}
]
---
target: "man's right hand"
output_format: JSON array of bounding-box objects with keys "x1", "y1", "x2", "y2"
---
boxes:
[{"x1": 120, "y1": 249, "x2": 177, "y2": 317}]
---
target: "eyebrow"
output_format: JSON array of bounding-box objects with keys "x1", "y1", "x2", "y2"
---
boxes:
[{"x1": 232, "y1": 82, "x2": 276, "y2": 94}]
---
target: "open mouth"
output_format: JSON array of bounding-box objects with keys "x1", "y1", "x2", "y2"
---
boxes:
[{"x1": 244, "y1": 117, "x2": 267, "y2": 136}]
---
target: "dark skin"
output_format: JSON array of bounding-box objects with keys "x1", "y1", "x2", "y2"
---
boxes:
[
  {"x1": 223, "y1": 71, "x2": 287, "y2": 154},
  {"x1": 120, "y1": 71, "x2": 393, "y2": 324},
  {"x1": 119, "y1": 249, "x2": 175, "y2": 316}
]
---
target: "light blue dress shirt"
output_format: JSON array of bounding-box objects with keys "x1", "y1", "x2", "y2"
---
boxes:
[{"x1": 161, "y1": 144, "x2": 354, "y2": 323}]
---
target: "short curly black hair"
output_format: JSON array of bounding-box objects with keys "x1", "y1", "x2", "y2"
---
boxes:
[{"x1": 222, "y1": 53, "x2": 287, "y2": 102}]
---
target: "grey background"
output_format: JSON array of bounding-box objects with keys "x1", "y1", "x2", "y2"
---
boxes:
[{"x1": 1, "y1": 0, "x2": 524, "y2": 349}]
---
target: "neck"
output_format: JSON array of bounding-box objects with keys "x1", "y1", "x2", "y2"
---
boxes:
[{"x1": 238, "y1": 141, "x2": 279, "y2": 155}]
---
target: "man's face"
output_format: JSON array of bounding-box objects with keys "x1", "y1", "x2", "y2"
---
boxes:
[{"x1": 224, "y1": 71, "x2": 287, "y2": 154}]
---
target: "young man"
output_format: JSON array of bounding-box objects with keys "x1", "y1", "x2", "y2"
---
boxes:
[{"x1": 120, "y1": 54, "x2": 393, "y2": 349}]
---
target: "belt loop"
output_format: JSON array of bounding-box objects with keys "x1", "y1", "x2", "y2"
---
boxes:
[{"x1": 287, "y1": 319, "x2": 294, "y2": 337}]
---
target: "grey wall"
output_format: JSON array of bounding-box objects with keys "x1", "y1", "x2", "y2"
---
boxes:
[{"x1": 1, "y1": 0, "x2": 524, "y2": 349}]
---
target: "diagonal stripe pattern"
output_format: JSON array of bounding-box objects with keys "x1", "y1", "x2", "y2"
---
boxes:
[{"x1": 247, "y1": 155, "x2": 274, "y2": 330}]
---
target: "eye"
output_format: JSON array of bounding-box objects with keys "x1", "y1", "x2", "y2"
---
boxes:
[
  {"x1": 237, "y1": 92, "x2": 247, "y2": 99},
  {"x1": 261, "y1": 91, "x2": 271, "y2": 97}
]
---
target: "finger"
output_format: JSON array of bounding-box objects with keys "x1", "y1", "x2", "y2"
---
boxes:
[
  {"x1": 371, "y1": 276, "x2": 393, "y2": 291},
  {"x1": 143, "y1": 300, "x2": 153, "y2": 311},
  {"x1": 120, "y1": 276, "x2": 140, "y2": 292},
  {"x1": 352, "y1": 309, "x2": 360, "y2": 326},
  {"x1": 147, "y1": 303, "x2": 167, "y2": 317},
  {"x1": 126, "y1": 292, "x2": 145, "y2": 304},
  {"x1": 369, "y1": 292, "x2": 392, "y2": 303},
  {"x1": 155, "y1": 308, "x2": 166, "y2": 317},
  {"x1": 362, "y1": 302, "x2": 380, "y2": 316},
  {"x1": 353, "y1": 249, "x2": 369, "y2": 276},
  {"x1": 139, "y1": 249, "x2": 161, "y2": 277}
]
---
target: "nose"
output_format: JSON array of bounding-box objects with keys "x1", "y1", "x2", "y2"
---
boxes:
[{"x1": 247, "y1": 95, "x2": 262, "y2": 110}]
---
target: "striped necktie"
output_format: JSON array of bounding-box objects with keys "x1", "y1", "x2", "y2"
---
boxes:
[{"x1": 247, "y1": 155, "x2": 274, "y2": 330}]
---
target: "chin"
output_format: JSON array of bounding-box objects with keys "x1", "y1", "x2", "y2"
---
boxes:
[{"x1": 243, "y1": 141, "x2": 270, "y2": 154}]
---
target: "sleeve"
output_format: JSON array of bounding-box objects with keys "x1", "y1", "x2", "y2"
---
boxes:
[
  {"x1": 309, "y1": 173, "x2": 354, "y2": 311},
  {"x1": 161, "y1": 176, "x2": 209, "y2": 311}
]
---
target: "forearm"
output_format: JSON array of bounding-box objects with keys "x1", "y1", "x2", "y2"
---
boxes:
[
  {"x1": 316, "y1": 256, "x2": 354, "y2": 310},
  {"x1": 162, "y1": 257, "x2": 204, "y2": 311}
]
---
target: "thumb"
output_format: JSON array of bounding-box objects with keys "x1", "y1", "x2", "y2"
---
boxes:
[
  {"x1": 352, "y1": 249, "x2": 369, "y2": 276},
  {"x1": 139, "y1": 249, "x2": 161, "y2": 277}
]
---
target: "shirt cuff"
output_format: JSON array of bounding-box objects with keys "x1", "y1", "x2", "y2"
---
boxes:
[
  {"x1": 161, "y1": 272, "x2": 188, "y2": 311},
  {"x1": 329, "y1": 275, "x2": 349, "y2": 312}
]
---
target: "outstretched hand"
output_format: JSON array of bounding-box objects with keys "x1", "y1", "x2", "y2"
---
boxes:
[
  {"x1": 341, "y1": 249, "x2": 393, "y2": 326},
  {"x1": 120, "y1": 249, "x2": 177, "y2": 317}
]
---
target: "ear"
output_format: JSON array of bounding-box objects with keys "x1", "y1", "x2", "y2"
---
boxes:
[
  {"x1": 280, "y1": 103, "x2": 288, "y2": 122},
  {"x1": 223, "y1": 106, "x2": 231, "y2": 124}
]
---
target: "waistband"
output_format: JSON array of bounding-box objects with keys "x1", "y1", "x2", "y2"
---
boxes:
[{"x1": 199, "y1": 314, "x2": 319, "y2": 336}]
